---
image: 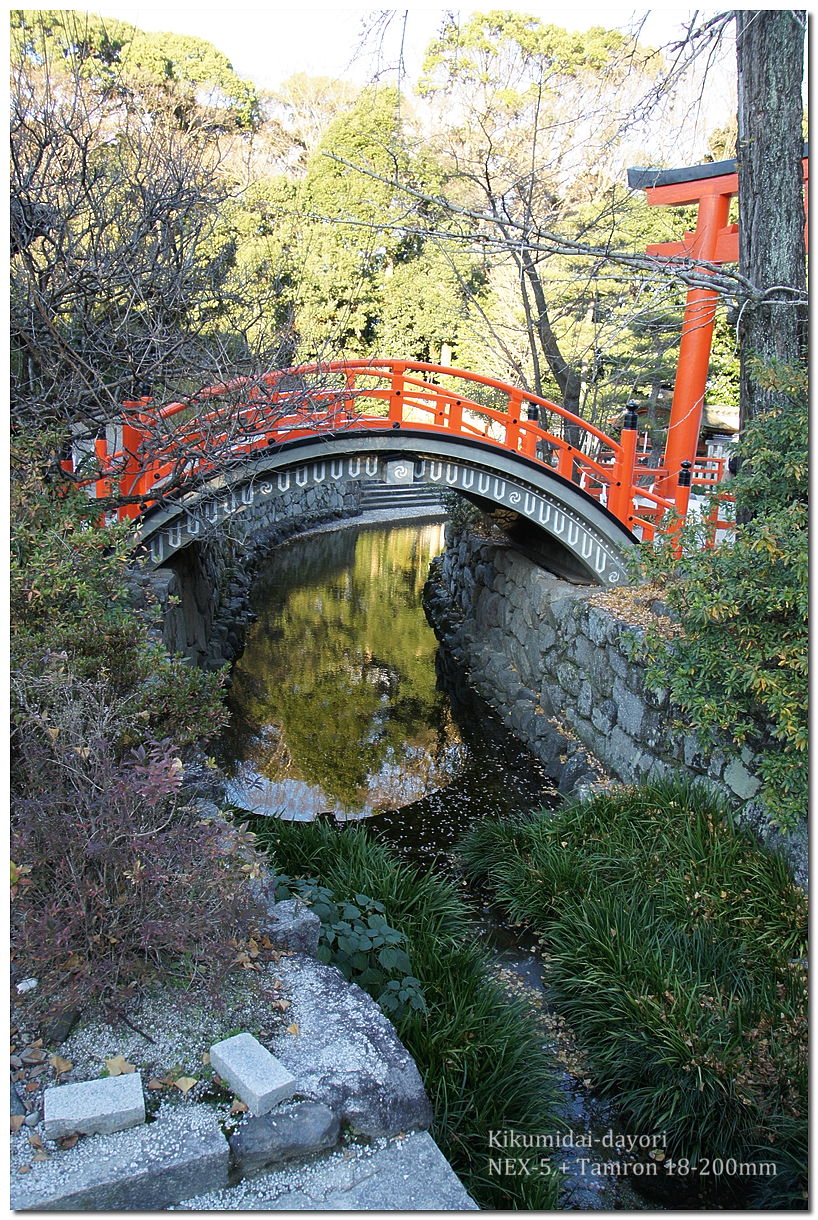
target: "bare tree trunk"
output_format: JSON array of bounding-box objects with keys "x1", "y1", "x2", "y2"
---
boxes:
[
  {"x1": 735, "y1": 10, "x2": 807, "y2": 428},
  {"x1": 520, "y1": 249, "x2": 584, "y2": 446}
]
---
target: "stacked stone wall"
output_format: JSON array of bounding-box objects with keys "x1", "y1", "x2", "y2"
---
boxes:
[
  {"x1": 132, "y1": 480, "x2": 362, "y2": 669},
  {"x1": 424, "y1": 529, "x2": 806, "y2": 884}
]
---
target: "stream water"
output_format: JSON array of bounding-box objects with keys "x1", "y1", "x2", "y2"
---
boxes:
[
  {"x1": 220, "y1": 522, "x2": 557, "y2": 845},
  {"x1": 219, "y1": 519, "x2": 653, "y2": 1210}
]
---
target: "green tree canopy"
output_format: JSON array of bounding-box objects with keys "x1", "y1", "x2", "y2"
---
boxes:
[{"x1": 11, "y1": 9, "x2": 261, "y2": 128}]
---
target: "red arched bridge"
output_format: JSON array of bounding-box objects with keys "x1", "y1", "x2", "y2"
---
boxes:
[{"x1": 69, "y1": 359, "x2": 732, "y2": 586}]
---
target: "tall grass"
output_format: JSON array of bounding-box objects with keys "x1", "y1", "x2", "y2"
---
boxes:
[
  {"x1": 459, "y1": 777, "x2": 808, "y2": 1208},
  {"x1": 249, "y1": 816, "x2": 563, "y2": 1210}
]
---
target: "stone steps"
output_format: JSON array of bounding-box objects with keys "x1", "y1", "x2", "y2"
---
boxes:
[
  {"x1": 11, "y1": 943, "x2": 477, "y2": 1213},
  {"x1": 360, "y1": 483, "x2": 446, "y2": 511},
  {"x1": 11, "y1": 1104, "x2": 230, "y2": 1212},
  {"x1": 12, "y1": 1105, "x2": 476, "y2": 1213}
]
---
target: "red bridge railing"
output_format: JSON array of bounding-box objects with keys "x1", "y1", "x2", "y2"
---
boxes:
[{"x1": 64, "y1": 359, "x2": 732, "y2": 546}]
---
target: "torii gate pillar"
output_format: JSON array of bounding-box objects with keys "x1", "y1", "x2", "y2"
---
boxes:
[{"x1": 628, "y1": 149, "x2": 808, "y2": 500}]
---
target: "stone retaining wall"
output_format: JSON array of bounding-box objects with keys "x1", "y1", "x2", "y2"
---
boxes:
[
  {"x1": 131, "y1": 480, "x2": 362, "y2": 669},
  {"x1": 424, "y1": 528, "x2": 807, "y2": 885}
]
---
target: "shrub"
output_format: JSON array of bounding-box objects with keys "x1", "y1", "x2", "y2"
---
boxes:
[
  {"x1": 249, "y1": 816, "x2": 563, "y2": 1210},
  {"x1": 633, "y1": 375, "x2": 807, "y2": 831},
  {"x1": 10, "y1": 434, "x2": 228, "y2": 750},
  {"x1": 459, "y1": 778, "x2": 808, "y2": 1207},
  {"x1": 11, "y1": 683, "x2": 262, "y2": 1018},
  {"x1": 271, "y1": 874, "x2": 427, "y2": 1019}
]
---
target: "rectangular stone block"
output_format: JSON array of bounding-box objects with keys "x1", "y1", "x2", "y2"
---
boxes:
[
  {"x1": 210, "y1": 1033, "x2": 297, "y2": 1115},
  {"x1": 44, "y1": 1071, "x2": 145, "y2": 1139},
  {"x1": 12, "y1": 1105, "x2": 229, "y2": 1211}
]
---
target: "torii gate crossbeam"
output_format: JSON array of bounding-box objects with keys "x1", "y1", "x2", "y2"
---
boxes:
[{"x1": 629, "y1": 147, "x2": 809, "y2": 497}]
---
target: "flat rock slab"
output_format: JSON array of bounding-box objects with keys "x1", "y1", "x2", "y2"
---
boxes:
[
  {"x1": 11, "y1": 1103, "x2": 229, "y2": 1212},
  {"x1": 268, "y1": 956, "x2": 432, "y2": 1138},
  {"x1": 44, "y1": 1070, "x2": 145, "y2": 1139},
  {"x1": 175, "y1": 1130, "x2": 479, "y2": 1211},
  {"x1": 210, "y1": 1032, "x2": 297, "y2": 1115}
]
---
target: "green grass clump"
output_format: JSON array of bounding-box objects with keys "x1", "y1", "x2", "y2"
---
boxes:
[
  {"x1": 248, "y1": 816, "x2": 563, "y2": 1210},
  {"x1": 458, "y1": 776, "x2": 807, "y2": 1208}
]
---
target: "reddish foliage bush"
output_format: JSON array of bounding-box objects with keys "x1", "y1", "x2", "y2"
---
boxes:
[{"x1": 11, "y1": 705, "x2": 263, "y2": 1018}]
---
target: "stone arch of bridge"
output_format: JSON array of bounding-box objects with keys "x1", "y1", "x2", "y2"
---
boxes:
[{"x1": 135, "y1": 430, "x2": 636, "y2": 586}]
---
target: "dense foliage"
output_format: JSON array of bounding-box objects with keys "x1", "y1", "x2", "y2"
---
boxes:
[
  {"x1": 250, "y1": 817, "x2": 564, "y2": 1210},
  {"x1": 459, "y1": 779, "x2": 808, "y2": 1208},
  {"x1": 9, "y1": 431, "x2": 247, "y2": 1014},
  {"x1": 270, "y1": 874, "x2": 428, "y2": 1019},
  {"x1": 11, "y1": 10, "x2": 261, "y2": 130},
  {"x1": 10, "y1": 433, "x2": 228, "y2": 746},
  {"x1": 634, "y1": 365, "x2": 807, "y2": 830}
]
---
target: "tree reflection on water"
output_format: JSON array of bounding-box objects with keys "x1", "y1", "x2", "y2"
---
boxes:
[{"x1": 222, "y1": 523, "x2": 467, "y2": 818}]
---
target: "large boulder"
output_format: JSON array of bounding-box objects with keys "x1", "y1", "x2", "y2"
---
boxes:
[{"x1": 269, "y1": 956, "x2": 432, "y2": 1138}]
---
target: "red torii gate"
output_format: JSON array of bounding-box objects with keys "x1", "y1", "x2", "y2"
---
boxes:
[{"x1": 628, "y1": 148, "x2": 809, "y2": 499}]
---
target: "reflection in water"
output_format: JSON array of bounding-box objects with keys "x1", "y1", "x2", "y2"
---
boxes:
[
  {"x1": 223, "y1": 523, "x2": 465, "y2": 819},
  {"x1": 221, "y1": 522, "x2": 557, "y2": 855}
]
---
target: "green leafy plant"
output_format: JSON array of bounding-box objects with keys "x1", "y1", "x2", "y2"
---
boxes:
[
  {"x1": 632, "y1": 370, "x2": 807, "y2": 831},
  {"x1": 272, "y1": 875, "x2": 427, "y2": 1018},
  {"x1": 10, "y1": 434, "x2": 228, "y2": 751}
]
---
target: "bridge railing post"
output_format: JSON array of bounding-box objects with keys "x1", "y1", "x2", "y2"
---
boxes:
[
  {"x1": 94, "y1": 434, "x2": 111, "y2": 499},
  {"x1": 519, "y1": 402, "x2": 539, "y2": 458},
  {"x1": 608, "y1": 404, "x2": 639, "y2": 525},
  {"x1": 669, "y1": 460, "x2": 693, "y2": 556},
  {"x1": 342, "y1": 369, "x2": 357, "y2": 425},
  {"x1": 434, "y1": 391, "x2": 447, "y2": 429},
  {"x1": 388, "y1": 363, "x2": 405, "y2": 427},
  {"x1": 505, "y1": 389, "x2": 522, "y2": 452},
  {"x1": 91, "y1": 433, "x2": 113, "y2": 525},
  {"x1": 556, "y1": 445, "x2": 575, "y2": 481}
]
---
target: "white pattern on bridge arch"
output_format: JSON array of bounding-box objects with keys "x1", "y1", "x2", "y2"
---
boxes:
[{"x1": 142, "y1": 449, "x2": 631, "y2": 586}]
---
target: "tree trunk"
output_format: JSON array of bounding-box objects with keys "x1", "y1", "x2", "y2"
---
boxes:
[
  {"x1": 520, "y1": 249, "x2": 584, "y2": 447},
  {"x1": 735, "y1": 10, "x2": 807, "y2": 428}
]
